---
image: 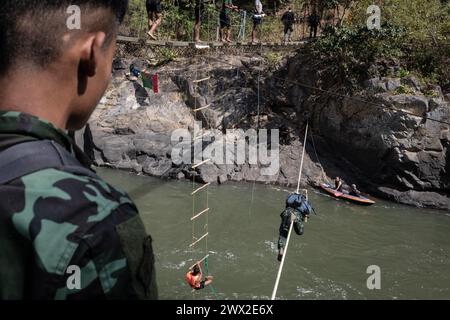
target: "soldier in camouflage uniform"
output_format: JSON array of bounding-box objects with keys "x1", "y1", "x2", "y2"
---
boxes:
[{"x1": 0, "y1": 1, "x2": 157, "y2": 299}]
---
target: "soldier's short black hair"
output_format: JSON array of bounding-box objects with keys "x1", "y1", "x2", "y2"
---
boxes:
[{"x1": 0, "y1": 0, "x2": 128, "y2": 76}]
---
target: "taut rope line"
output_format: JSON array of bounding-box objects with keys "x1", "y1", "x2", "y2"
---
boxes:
[{"x1": 271, "y1": 121, "x2": 309, "y2": 300}]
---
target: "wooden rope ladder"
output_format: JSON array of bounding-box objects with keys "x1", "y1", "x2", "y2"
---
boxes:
[{"x1": 189, "y1": 55, "x2": 214, "y2": 296}]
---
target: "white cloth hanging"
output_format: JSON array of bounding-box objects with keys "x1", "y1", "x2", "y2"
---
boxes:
[{"x1": 255, "y1": 0, "x2": 263, "y2": 14}]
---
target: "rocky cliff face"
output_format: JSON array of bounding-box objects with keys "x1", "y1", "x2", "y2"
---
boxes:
[
  {"x1": 79, "y1": 55, "x2": 323, "y2": 189},
  {"x1": 267, "y1": 53, "x2": 450, "y2": 210},
  {"x1": 78, "y1": 51, "x2": 450, "y2": 211}
]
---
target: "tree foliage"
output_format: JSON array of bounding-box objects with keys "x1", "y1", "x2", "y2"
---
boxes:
[{"x1": 312, "y1": 0, "x2": 449, "y2": 88}]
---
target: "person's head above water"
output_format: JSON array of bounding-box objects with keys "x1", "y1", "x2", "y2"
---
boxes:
[
  {"x1": 0, "y1": 0, "x2": 128, "y2": 131},
  {"x1": 192, "y1": 264, "x2": 201, "y2": 275}
]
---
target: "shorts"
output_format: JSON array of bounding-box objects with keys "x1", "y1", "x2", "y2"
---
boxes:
[
  {"x1": 146, "y1": 0, "x2": 162, "y2": 14},
  {"x1": 284, "y1": 24, "x2": 294, "y2": 34},
  {"x1": 253, "y1": 17, "x2": 262, "y2": 26},
  {"x1": 220, "y1": 11, "x2": 231, "y2": 28},
  {"x1": 195, "y1": 3, "x2": 205, "y2": 22},
  {"x1": 194, "y1": 281, "x2": 206, "y2": 290}
]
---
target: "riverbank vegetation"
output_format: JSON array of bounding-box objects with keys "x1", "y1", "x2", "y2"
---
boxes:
[
  {"x1": 120, "y1": 0, "x2": 449, "y2": 88},
  {"x1": 311, "y1": 0, "x2": 450, "y2": 89},
  {"x1": 120, "y1": 0, "x2": 308, "y2": 42}
]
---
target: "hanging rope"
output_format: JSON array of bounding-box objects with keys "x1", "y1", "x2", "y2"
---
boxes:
[
  {"x1": 188, "y1": 13, "x2": 219, "y2": 299},
  {"x1": 204, "y1": 256, "x2": 220, "y2": 299},
  {"x1": 248, "y1": 45, "x2": 264, "y2": 216},
  {"x1": 271, "y1": 121, "x2": 309, "y2": 301},
  {"x1": 296, "y1": 122, "x2": 309, "y2": 194},
  {"x1": 271, "y1": 219, "x2": 294, "y2": 300},
  {"x1": 310, "y1": 127, "x2": 330, "y2": 185}
]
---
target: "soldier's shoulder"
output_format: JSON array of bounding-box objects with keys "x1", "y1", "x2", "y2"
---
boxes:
[
  {"x1": 13, "y1": 167, "x2": 137, "y2": 233},
  {"x1": 3, "y1": 167, "x2": 139, "y2": 278}
]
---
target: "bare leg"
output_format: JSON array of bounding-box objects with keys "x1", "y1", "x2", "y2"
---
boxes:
[
  {"x1": 287, "y1": 28, "x2": 292, "y2": 42},
  {"x1": 220, "y1": 28, "x2": 226, "y2": 42},
  {"x1": 226, "y1": 28, "x2": 232, "y2": 42},
  {"x1": 194, "y1": 20, "x2": 201, "y2": 42},
  {"x1": 149, "y1": 12, "x2": 162, "y2": 39},
  {"x1": 205, "y1": 276, "x2": 214, "y2": 286},
  {"x1": 251, "y1": 25, "x2": 258, "y2": 43},
  {"x1": 147, "y1": 13, "x2": 154, "y2": 36}
]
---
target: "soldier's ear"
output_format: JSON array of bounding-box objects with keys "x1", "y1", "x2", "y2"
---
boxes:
[
  {"x1": 78, "y1": 32, "x2": 107, "y2": 78},
  {"x1": 76, "y1": 32, "x2": 107, "y2": 95}
]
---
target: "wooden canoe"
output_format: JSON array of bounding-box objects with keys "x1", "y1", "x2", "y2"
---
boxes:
[{"x1": 320, "y1": 183, "x2": 376, "y2": 205}]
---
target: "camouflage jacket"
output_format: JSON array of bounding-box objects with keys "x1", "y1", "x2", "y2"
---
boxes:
[{"x1": 0, "y1": 112, "x2": 157, "y2": 300}]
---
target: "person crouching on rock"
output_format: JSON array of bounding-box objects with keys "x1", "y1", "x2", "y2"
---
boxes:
[
  {"x1": 277, "y1": 193, "x2": 315, "y2": 261},
  {"x1": 186, "y1": 264, "x2": 214, "y2": 290}
]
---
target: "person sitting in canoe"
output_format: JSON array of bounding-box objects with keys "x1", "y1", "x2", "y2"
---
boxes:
[
  {"x1": 277, "y1": 193, "x2": 315, "y2": 262},
  {"x1": 349, "y1": 184, "x2": 361, "y2": 197},
  {"x1": 334, "y1": 176, "x2": 343, "y2": 191},
  {"x1": 186, "y1": 263, "x2": 213, "y2": 290}
]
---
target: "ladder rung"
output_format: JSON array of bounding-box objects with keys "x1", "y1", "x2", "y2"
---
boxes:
[
  {"x1": 189, "y1": 232, "x2": 209, "y2": 247},
  {"x1": 193, "y1": 77, "x2": 211, "y2": 84},
  {"x1": 189, "y1": 254, "x2": 210, "y2": 270},
  {"x1": 192, "y1": 158, "x2": 211, "y2": 169},
  {"x1": 192, "y1": 183, "x2": 211, "y2": 195},
  {"x1": 191, "y1": 208, "x2": 210, "y2": 221},
  {"x1": 193, "y1": 104, "x2": 211, "y2": 112}
]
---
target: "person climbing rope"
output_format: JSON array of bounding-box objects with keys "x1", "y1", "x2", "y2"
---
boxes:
[
  {"x1": 251, "y1": 0, "x2": 265, "y2": 44},
  {"x1": 186, "y1": 263, "x2": 214, "y2": 290},
  {"x1": 307, "y1": 10, "x2": 320, "y2": 39},
  {"x1": 277, "y1": 193, "x2": 315, "y2": 261},
  {"x1": 220, "y1": 0, "x2": 239, "y2": 43},
  {"x1": 281, "y1": 7, "x2": 295, "y2": 43},
  {"x1": 146, "y1": 0, "x2": 163, "y2": 40},
  {"x1": 272, "y1": 122, "x2": 310, "y2": 299}
]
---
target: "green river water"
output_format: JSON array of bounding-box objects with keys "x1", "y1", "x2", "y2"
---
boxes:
[{"x1": 98, "y1": 168, "x2": 450, "y2": 300}]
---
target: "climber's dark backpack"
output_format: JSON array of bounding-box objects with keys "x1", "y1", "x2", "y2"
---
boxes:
[{"x1": 286, "y1": 193, "x2": 316, "y2": 216}]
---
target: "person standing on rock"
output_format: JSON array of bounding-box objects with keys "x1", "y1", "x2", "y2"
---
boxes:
[
  {"x1": 251, "y1": 0, "x2": 265, "y2": 44},
  {"x1": 194, "y1": 0, "x2": 206, "y2": 43},
  {"x1": 281, "y1": 7, "x2": 296, "y2": 43},
  {"x1": 308, "y1": 10, "x2": 320, "y2": 39},
  {"x1": 146, "y1": 0, "x2": 163, "y2": 40},
  {"x1": 220, "y1": 0, "x2": 239, "y2": 43},
  {"x1": 0, "y1": 0, "x2": 157, "y2": 300}
]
